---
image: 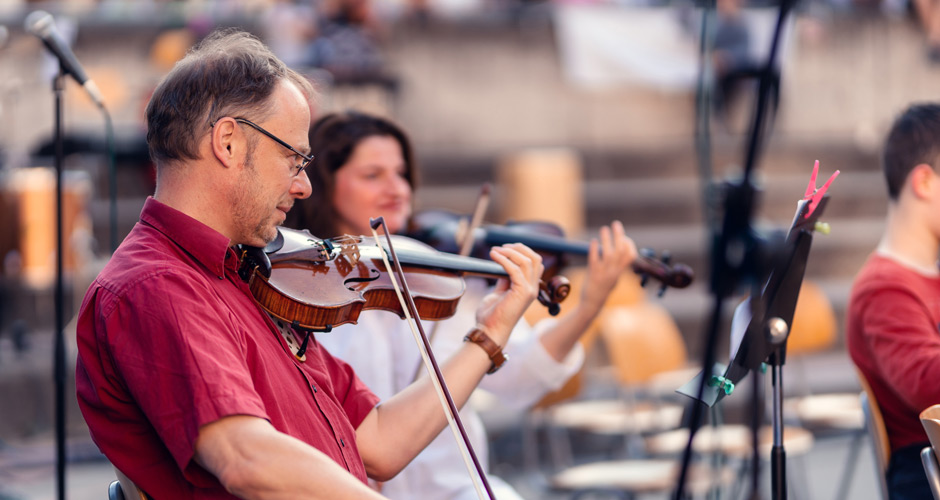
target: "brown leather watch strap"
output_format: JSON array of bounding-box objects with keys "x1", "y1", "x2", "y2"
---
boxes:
[{"x1": 463, "y1": 327, "x2": 507, "y2": 374}]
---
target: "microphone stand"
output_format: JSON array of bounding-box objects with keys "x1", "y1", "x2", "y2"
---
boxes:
[
  {"x1": 52, "y1": 66, "x2": 67, "y2": 500},
  {"x1": 674, "y1": 0, "x2": 796, "y2": 498}
]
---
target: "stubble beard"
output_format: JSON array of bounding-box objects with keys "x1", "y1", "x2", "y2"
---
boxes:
[{"x1": 231, "y1": 146, "x2": 279, "y2": 246}]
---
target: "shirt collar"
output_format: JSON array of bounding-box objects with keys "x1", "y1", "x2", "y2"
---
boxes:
[{"x1": 139, "y1": 197, "x2": 232, "y2": 278}]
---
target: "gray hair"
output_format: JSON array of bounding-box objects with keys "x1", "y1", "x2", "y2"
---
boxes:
[{"x1": 145, "y1": 29, "x2": 314, "y2": 167}]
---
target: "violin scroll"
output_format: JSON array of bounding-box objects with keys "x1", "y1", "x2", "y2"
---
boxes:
[
  {"x1": 634, "y1": 248, "x2": 694, "y2": 296},
  {"x1": 539, "y1": 275, "x2": 571, "y2": 316}
]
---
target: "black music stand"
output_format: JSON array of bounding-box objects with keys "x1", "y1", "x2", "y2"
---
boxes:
[{"x1": 678, "y1": 194, "x2": 830, "y2": 500}]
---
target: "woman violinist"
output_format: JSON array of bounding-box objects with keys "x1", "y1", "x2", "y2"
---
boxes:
[{"x1": 284, "y1": 111, "x2": 638, "y2": 499}]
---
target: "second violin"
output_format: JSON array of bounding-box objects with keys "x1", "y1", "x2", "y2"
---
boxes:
[{"x1": 407, "y1": 210, "x2": 694, "y2": 294}]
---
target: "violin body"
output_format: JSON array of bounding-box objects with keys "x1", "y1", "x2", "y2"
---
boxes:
[{"x1": 239, "y1": 227, "x2": 569, "y2": 330}]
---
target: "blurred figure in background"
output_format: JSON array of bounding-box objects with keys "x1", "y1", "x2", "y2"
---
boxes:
[
  {"x1": 262, "y1": 0, "x2": 320, "y2": 69},
  {"x1": 913, "y1": 0, "x2": 940, "y2": 62},
  {"x1": 847, "y1": 102, "x2": 940, "y2": 500},
  {"x1": 711, "y1": 0, "x2": 762, "y2": 128},
  {"x1": 285, "y1": 110, "x2": 638, "y2": 499}
]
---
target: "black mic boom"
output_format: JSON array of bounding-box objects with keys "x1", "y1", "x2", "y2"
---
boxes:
[{"x1": 24, "y1": 10, "x2": 104, "y2": 108}]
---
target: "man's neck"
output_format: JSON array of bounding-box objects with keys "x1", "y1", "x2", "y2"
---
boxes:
[
  {"x1": 154, "y1": 163, "x2": 234, "y2": 245},
  {"x1": 878, "y1": 206, "x2": 940, "y2": 276}
]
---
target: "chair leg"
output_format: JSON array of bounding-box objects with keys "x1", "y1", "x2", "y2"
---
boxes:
[
  {"x1": 833, "y1": 429, "x2": 865, "y2": 500},
  {"x1": 788, "y1": 453, "x2": 813, "y2": 500},
  {"x1": 547, "y1": 425, "x2": 574, "y2": 471},
  {"x1": 522, "y1": 412, "x2": 542, "y2": 473}
]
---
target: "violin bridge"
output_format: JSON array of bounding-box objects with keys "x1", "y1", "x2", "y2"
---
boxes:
[{"x1": 334, "y1": 236, "x2": 361, "y2": 267}]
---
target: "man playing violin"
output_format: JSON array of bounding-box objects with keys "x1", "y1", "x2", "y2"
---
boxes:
[
  {"x1": 75, "y1": 29, "x2": 545, "y2": 500},
  {"x1": 284, "y1": 111, "x2": 639, "y2": 499},
  {"x1": 847, "y1": 102, "x2": 940, "y2": 500}
]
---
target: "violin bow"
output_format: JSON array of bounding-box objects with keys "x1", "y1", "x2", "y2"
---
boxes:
[
  {"x1": 369, "y1": 217, "x2": 496, "y2": 500},
  {"x1": 411, "y1": 183, "x2": 493, "y2": 384},
  {"x1": 458, "y1": 183, "x2": 492, "y2": 256}
]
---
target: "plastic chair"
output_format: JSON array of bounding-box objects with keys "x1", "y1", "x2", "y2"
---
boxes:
[
  {"x1": 920, "y1": 404, "x2": 940, "y2": 500},
  {"x1": 110, "y1": 468, "x2": 150, "y2": 500},
  {"x1": 782, "y1": 281, "x2": 864, "y2": 499},
  {"x1": 539, "y1": 302, "x2": 689, "y2": 448},
  {"x1": 544, "y1": 302, "x2": 726, "y2": 498},
  {"x1": 920, "y1": 404, "x2": 940, "y2": 452},
  {"x1": 522, "y1": 267, "x2": 647, "y2": 471},
  {"x1": 859, "y1": 375, "x2": 890, "y2": 500},
  {"x1": 784, "y1": 282, "x2": 862, "y2": 431},
  {"x1": 920, "y1": 446, "x2": 940, "y2": 500},
  {"x1": 108, "y1": 480, "x2": 125, "y2": 500}
]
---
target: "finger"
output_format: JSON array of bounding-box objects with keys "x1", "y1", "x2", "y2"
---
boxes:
[
  {"x1": 587, "y1": 237, "x2": 600, "y2": 270},
  {"x1": 492, "y1": 244, "x2": 543, "y2": 280},
  {"x1": 490, "y1": 246, "x2": 542, "y2": 295},
  {"x1": 598, "y1": 225, "x2": 613, "y2": 263},
  {"x1": 612, "y1": 221, "x2": 638, "y2": 264},
  {"x1": 491, "y1": 277, "x2": 510, "y2": 293},
  {"x1": 501, "y1": 242, "x2": 543, "y2": 266}
]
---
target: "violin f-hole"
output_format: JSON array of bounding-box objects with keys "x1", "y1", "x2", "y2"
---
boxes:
[{"x1": 344, "y1": 269, "x2": 381, "y2": 291}]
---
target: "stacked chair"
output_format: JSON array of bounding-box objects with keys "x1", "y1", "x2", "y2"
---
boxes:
[{"x1": 540, "y1": 300, "x2": 734, "y2": 498}]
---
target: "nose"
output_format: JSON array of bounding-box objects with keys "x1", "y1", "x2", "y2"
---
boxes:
[
  {"x1": 389, "y1": 174, "x2": 411, "y2": 199},
  {"x1": 292, "y1": 171, "x2": 313, "y2": 199}
]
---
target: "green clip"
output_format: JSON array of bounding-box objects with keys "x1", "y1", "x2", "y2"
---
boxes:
[
  {"x1": 814, "y1": 221, "x2": 831, "y2": 235},
  {"x1": 708, "y1": 375, "x2": 735, "y2": 396},
  {"x1": 760, "y1": 362, "x2": 768, "y2": 374}
]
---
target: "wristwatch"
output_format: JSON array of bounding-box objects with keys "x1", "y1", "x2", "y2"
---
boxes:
[{"x1": 463, "y1": 327, "x2": 507, "y2": 374}]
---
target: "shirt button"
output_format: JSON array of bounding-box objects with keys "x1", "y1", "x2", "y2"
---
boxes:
[
  {"x1": 311, "y1": 385, "x2": 318, "y2": 393},
  {"x1": 340, "y1": 438, "x2": 345, "y2": 447}
]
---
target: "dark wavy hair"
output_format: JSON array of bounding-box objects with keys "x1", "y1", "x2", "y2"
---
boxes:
[
  {"x1": 146, "y1": 29, "x2": 315, "y2": 167},
  {"x1": 284, "y1": 111, "x2": 417, "y2": 238},
  {"x1": 883, "y1": 103, "x2": 940, "y2": 201}
]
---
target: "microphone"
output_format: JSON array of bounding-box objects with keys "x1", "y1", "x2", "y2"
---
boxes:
[{"x1": 24, "y1": 10, "x2": 104, "y2": 108}]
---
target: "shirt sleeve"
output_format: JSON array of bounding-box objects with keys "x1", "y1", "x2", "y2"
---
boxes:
[
  {"x1": 102, "y1": 268, "x2": 268, "y2": 481},
  {"x1": 859, "y1": 286, "x2": 940, "y2": 412},
  {"x1": 478, "y1": 317, "x2": 584, "y2": 410}
]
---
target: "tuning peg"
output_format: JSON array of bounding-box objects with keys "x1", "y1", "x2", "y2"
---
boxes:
[
  {"x1": 638, "y1": 248, "x2": 654, "y2": 287},
  {"x1": 660, "y1": 250, "x2": 672, "y2": 265}
]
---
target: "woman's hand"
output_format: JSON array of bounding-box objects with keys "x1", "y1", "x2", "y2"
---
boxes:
[
  {"x1": 473, "y1": 243, "x2": 544, "y2": 346},
  {"x1": 581, "y1": 221, "x2": 637, "y2": 312}
]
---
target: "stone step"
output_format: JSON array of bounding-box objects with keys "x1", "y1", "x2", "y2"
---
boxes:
[
  {"x1": 417, "y1": 140, "x2": 880, "y2": 188},
  {"x1": 415, "y1": 171, "x2": 885, "y2": 237}
]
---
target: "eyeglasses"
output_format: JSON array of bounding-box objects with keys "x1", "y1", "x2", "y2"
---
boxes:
[{"x1": 215, "y1": 117, "x2": 314, "y2": 176}]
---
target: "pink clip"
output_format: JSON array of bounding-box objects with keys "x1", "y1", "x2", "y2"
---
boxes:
[{"x1": 803, "y1": 160, "x2": 839, "y2": 218}]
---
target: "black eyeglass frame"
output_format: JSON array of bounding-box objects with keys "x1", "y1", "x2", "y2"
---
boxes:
[{"x1": 212, "y1": 117, "x2": 314, "y2": 176}]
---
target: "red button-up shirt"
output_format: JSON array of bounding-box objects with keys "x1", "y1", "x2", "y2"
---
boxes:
[{"x1": 76, "y1": 197, "x2": 380, "y2": 499}]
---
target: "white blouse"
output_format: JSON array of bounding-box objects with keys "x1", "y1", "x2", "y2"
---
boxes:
[{"x1": 315, "y1": 279, "x2": 584, "y2": 499}]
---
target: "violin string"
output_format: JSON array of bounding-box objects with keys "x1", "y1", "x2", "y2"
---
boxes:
[{"x1": 369, "y1": 223, "x2": 491, "y2": 500}]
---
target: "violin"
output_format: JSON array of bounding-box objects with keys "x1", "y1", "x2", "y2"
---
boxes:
[
  {"x1": 237, "y1": 227, "x2": 571, "y2": 331},
  {"x1": 407, "y1": 210, "x2": 694, "y2": 293}
]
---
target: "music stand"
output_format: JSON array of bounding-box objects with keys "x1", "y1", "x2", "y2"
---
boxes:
[{"x1": 678, "y1": 193, "x2": 830, "y2": 500}]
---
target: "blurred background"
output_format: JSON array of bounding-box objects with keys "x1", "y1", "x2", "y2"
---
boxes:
[{"x1": 0, "y1": 0, "x2": 936, "y2": 498}]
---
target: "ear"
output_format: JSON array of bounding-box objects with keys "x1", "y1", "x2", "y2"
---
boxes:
[
  {"x1": 209, "y1": 117, "x2": 241, "y2": 168},
  {"x1": 909, "y1": 163, "x2": 936, "y2": 200}
]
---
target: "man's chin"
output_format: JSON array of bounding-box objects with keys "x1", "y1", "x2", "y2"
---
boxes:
[{"x1": 242, "y1": 225, "x2": 278, "y2": 248}]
